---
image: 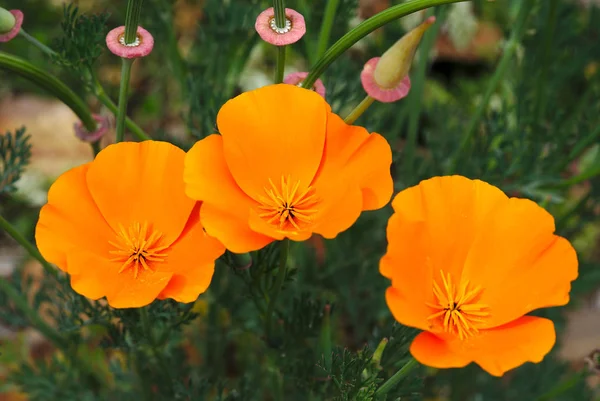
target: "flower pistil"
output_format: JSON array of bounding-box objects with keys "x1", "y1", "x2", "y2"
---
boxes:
[{"x1": 426, "y1": 270, "x2": 490, "y2": 340}]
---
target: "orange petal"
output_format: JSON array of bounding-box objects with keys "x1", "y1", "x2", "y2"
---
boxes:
[
  {"x1": 463, "y1": 199, "x2": 578, "y2": 327},
  {"x1": 387, "y1": 176, "x2": 508, "y2": 282},
  {"x1": 385, "y1": 287, "x2": 431, "y2": 331},
  {"x1": 410, "y1": 316, "x2": 555, "y2": 376},
  {"x1": 315, "y1": 113, "x2": 393, "y2": 211},
  {"x1": 311, "y1": 183, "x2": 363, "y2": 239},
  {"x1": 471, "y1": 316, "x2": 556, "y2": 376},
  {"x1": 184, "y1": 135, "x2": 273, "y2": 253},
  {"x1": 158, "y1": 205, "x2": 225, "y2": 303},
  {"x1": 217, "y1": 84, "x2": 328, "y2": 200},
  {"x1": 35, "y1": 164, "x2": 114, "y2": 274},
  {"x1": 86, "y1": 141, "x2": 195, "y2": 246},
  {"x1": 68, "y1": 250, "x2": 173, "y2": 308},
  {"x1": 410, "y1": 331, "x2": 472, "y2": 369}
]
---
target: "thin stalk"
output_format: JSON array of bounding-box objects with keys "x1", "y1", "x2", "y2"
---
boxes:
[
  {"x1": 94, "y1": 80, "x2": 151, "y2": 141},
  {"x1": 374, "y1": 358, "x2": 419, "y2": 397},
  {"x1": 450, "y1": 0, "x2": 534, "y2": 171},
  {"x1": 140, "y1": 307, "x2": 175, "y2": 394},
  {"x1": 302, "y1": 0, "x2": 469, "y2": 89},
  {"x1": 402, "y1": 8, "x2": 440, "y2": 179},
  {"x1": 0, "y1": 214, "x2": 58, "y2": 279},
  {"x1": 124, "y1": 0, "x2": 145, "y2": 44},
  {"x1": 274, "y1": 0, "x2": 287, "y2": 28},
  {"x1": 0, "y1": 51, "x2": 97, "y2": 132},
  {"x1": 18, "y1": 30, "x2": 56, "y2": 57},
  {"x1": 115, "y1": 59, "x2": 134, "y2": 143},
  {"x1": 316, "y1": 0, "x2": 341, "y2": 60},
  {"x1": 533, "y1": 0, "x2": 559, "y2": 124},
  {"x1": 344, "y1": 96, "x2": 375, "y2": 124},
  {"x1": 265, "y1": 239, "x2": 290, "y2": 340},
  {"x1": 275, "y1": 46, "x2": 286, "y2": 83}
]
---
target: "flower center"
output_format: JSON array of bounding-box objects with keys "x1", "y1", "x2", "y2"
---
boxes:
[
  {"x1": 269, "y1": 17, "x2": 292, "y2": 34},
  {"x1": 108, "y1": 222, "x2": 168, "y2": 278},
  {"x1": 426, "y1": 270, "x2": 490, "y2": 340},
  {"x1": 118, "y1": 33, "x2": 141, "y2": 47},
  {"x1": 258, "y1": 176, "x2": 320, "y2": 232}
]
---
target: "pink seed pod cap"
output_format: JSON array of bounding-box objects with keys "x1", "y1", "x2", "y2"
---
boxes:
[
  {"x1": 361, "y1": 57, "x2": 411, "y2": 103},
  {"x1": 255, "y1": 7, "x2": 306, "y2": 46},
  {"x1": 74, "y1": 114, "x2": 111, "y2": 143},
  {"x1": 0, "y1": 10, "x2": 23, "y2": 43},
  {"x1": 106, "y1": 26, "x2": 154, "y2": 59},
  {"x1": 284, "y1": 72, "x2": 326, "y2": 98}
]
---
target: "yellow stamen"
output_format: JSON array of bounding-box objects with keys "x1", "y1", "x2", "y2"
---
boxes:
[
  {"x1": 258, "y1": 176, "x2": 320, "y2": 233},
  {"x1": 108, "y1": 221, "x2": 168, "y2": 278},
  {"x1": 426, "y1": 270, "x2": 490, "y2": 340}
]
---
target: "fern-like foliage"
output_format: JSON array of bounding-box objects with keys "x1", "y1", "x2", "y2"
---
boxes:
[{"x1": 0, "y1": 127, "x2": 31, "y2": 194}]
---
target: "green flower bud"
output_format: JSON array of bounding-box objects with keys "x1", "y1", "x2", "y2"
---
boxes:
[{"x1": 0, "y1": 8, "x2": 16, "y2": 34}]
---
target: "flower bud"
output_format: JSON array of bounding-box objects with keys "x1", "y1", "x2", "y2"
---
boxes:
[
  {"x1": 0, "y1": 9, "x2": 23, "y2": 43},
  {"x1": 374, "y1": 16, "x2": 436, "y2": 89},
  {"x1": 0, "y1": 8, "x2": 16, "y2": 34}
]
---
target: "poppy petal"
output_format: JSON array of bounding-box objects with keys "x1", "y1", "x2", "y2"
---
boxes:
[
  {"x1": 158, "y1": 205, "x2": 225, "y2": 303},
  {"x1": 184, "y1": 135, "x2": 273, "y2": 253},
  {"x1": 311, "y1": 183, "x2": 363, "y2": 239},
  {"x1": 410, "y1": 331, "x2": 472, "y2": 369},
  {"x1": 35, "y1": 164, "x2": 114, "y2": 274},
  {"x1": 471, "y1": 316, "x2": 556, "y2": 376},
  {"x1": 86, "y1": 141, "x2": 195, "y2": 246},
  {"x1": 315, "y1": 113, "x2": 393, "y2": 210},
  {"x1": 217, "y1": 84, "x2": 328, "y2": 200},
  {"x1": 386, "y1": 287, "x2": 431, "y2": 331},
  {"x1": 388, "y1": 176, "x2": 507, "y2": 281},
  {"x1": 463, "y1": 199, "x2": 578, "y2": 327},
  {"x1": 68, "y1": 250, "x2": 173, "y2": 308}
]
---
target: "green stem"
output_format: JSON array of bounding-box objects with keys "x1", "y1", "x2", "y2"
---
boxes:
[
  {"x1": 0, "y1": 51, "x2": 97, "y2": 132},
  {"x1": 533, "y1": 0, "x2": 558, "y2": 124},
  {"x1": 302, "y1": 0, "x2": 469, "y2": 89},
  {"x1": 115, "y1": 59, "x2": 134, "y2": 143},
  {"x1": 344, "y1": 96, "x2": 375, "y2": 124},
  {"x1": 265, "y1": 239, "x2": 290, "y2": 340},
  {"x1": 273, "y1": 0, "x2": 286, "y2": 28},
  {"x1": 0, "y1": 214, "x2": 58, "y2": 279},
  {"x1": 140, "y1": 308, "x2": 175, "y2": 394},
  {"x1": 534, "y1": 371, "x2": 587, "y2": 401},
  {"x1": 275, "y1": 46, "x2": 286, "y2": 83},
  {"x1": 374, "y1": 358, "x2": 419, "y2": 397},
  {"x1": 316, "y1": 0, "x2": 341, "y2": 60},
  {"x1": 402, "y1": 8, "x2": 440, "y2": 180},
  {"x1": 450, "y1": 0, "x2": 534, "y2": 171},
  {"x1": 94, "y1": 80, "x2": 151, "y2": 141},
  {"x1": 124, "y1": 0, "x2": 145, "y2": 44},
  {"x1": 18, "y1": 30, "x2": 56, "y2": 57}
]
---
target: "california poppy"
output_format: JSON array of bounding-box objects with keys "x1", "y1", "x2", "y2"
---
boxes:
[
  {"x1": 35, "y1": 141, "x2": 225, "y2": 308},
  {"x1": 380, "y1": 175, "x2": 578, "y2": 376},
  {"x1": 183, "y1": 84, "x2": 393, "y2": 253}
]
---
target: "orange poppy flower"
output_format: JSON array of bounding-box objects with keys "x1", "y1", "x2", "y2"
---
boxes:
[
  {"x1": 380, "y1": 175, "x2": 578, "y2": 376},
  {"x1": 183, "y1": 84, "x2": 393, "y2": 253},
  {"x1": 35, "y1": 141, "x2": 225, "y2": 308}
]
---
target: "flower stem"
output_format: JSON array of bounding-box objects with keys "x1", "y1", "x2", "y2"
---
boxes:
[
  {"x1": 273, "y1": 0, "x2": 286, "y2": 28},
  {"x1": 402, "y1": 7, "x2": 440, "y2": 179},
  {"x1": 533, "y1": 0, "x2": 558, "y2": 124},
  {"x1": 0, "y1": 214, "x2": 58, "y2": 280},
  {"x1": 316, "y1": 0, "x2": 341, "y2": 60},
  {"x1": 302, "y1": 0, "x2": 469, "y2": 89},
  {"x1": 0, "y1": 51, "x2": 97, "y2": 133},
  {"x1": 115, "y1": 58, "x2": 134, "y2": 143},
  {"x1": 94, "y1": 80, "x2": 151, "y2": 141},
  {"x1": 344, "y1": 95, "x2": 375, "y2": 125},
  {"x1": 275, "y1": 45, "x2": 286, "y2": 83},
  {"x1": 449, "y1": 0, "x2": 534, "y2": 172},
  {"x1": 140, "y1": 307, "x2": 175, "y2": 394},
  {"x1": 374, "y1": 358, "x2": 419, "y2": 397},
  {"x1": 18, "y1": 29, "x2": 56, "y2": 57},
  {"x1": 124, "y1": 0, "x2": 145, "y2": 44},
  {"x1": 265, "y1": 238, "x2": 290, "y2": 341}
]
